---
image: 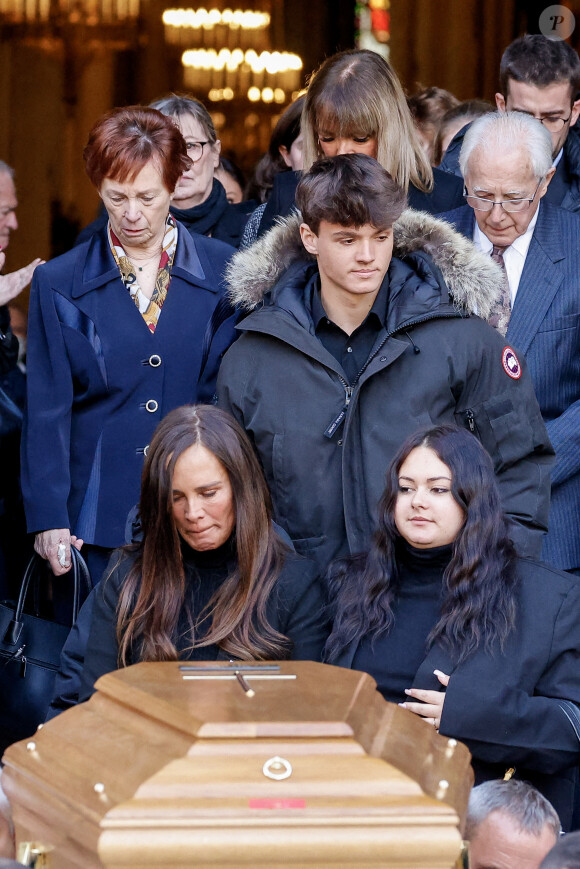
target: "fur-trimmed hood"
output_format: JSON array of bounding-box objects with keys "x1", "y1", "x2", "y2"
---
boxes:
[{"x1": 226, "y1": 209, "x2": 504, "y2": 320}]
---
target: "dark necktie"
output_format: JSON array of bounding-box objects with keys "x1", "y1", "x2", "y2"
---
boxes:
[{"x1": 488, "y1": 245, "x2": 511, "y2": 336}]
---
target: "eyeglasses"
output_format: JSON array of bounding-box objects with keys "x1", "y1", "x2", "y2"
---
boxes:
[
  {"x1": 507, "y1": 108, "x2": 574, "y2": 132},
  {"x1": 186, "y1": 141, "x2": 210, "y2": 163},
  {"x1": 536, "y1": 113, "x2": 573, "y2": 133},
  {"x1": 464, "y1": 178, "x2": 543, "y2": 213}
]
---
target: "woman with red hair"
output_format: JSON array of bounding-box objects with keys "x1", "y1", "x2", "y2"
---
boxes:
[{"x1": 22, "y1": 106, "x2": 234, "y2": 589}]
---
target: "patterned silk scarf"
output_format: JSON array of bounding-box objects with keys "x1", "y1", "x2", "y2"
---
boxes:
[{"x1": 108, "y1": 215, "x2": 178, "y2": 334}]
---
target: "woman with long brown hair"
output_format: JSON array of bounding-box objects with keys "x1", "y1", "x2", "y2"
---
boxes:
[{"x1": 78, "y1": 405, "x2": 327, "y2": 695}]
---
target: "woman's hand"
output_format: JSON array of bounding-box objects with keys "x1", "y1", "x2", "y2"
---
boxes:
[
  {"x1": 399, "y1": 669, "x2": 450, "y2": 730},
  {"x1": 34, "y1": 529, "x2": 84, "y2": 575}
]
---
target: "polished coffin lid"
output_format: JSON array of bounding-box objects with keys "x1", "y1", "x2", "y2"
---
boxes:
[{"x1": 2, "y1": 660, "x2": 473, "y2": 868}]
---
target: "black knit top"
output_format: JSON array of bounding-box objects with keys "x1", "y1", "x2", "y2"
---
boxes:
[{"x1": 351, "y1": 540, "x2": 452, "y2": 702}]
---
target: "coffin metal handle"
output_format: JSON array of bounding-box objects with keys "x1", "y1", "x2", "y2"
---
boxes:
[
  {"x1": 17, "y1": 842, "x2": 53, "y2": 867},
  {"x1": 262, "y1": 756, "x2": 292, "y2": 781}
]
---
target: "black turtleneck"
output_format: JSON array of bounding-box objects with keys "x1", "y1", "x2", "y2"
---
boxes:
[
  {"x1": 77, "y1": 536, "x2": 328, "y2": 703},
  {"x1": 351, "y1": 540, "x2": 452, "y2": 703},
  {"x1": 173, "y1": 535, "x2": 237, "y2": 659}
]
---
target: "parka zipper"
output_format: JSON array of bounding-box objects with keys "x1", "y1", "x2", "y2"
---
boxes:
[
  {"x1": 324, "y1": 384, "x2": 353, "y2": 439},
  {"x1": 320, "y1": 309, "x2": 462, "y2": 440}
]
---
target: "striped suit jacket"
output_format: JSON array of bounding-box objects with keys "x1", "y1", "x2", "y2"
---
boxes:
[{"x1": 440, "y1": 201, "x2": 580, "y2": 570}]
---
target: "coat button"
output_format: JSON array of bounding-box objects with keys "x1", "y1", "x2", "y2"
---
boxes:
[
  {"x1": 337, "y1": 439, "x2": 343, "y2": 446},
  {"x1": 148, "y1": 354, "x2": 162, "y2": 367},
  {"x1": 143, "y1": 444, "x2": 149, "y2": 456},
  {"x1": 145, "y1": 399, "x2": 158, "y2": 413}
]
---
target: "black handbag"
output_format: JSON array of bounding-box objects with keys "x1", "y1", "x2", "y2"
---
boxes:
[{"x1": 0, "y1": 547, "x2": 91, "y2": 753}]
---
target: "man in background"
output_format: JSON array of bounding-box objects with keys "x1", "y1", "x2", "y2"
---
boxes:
[
  {"x1": 0, "y1": 161, "x2": 43, "y2": 599},
  {"x1": 441, "y1": 34, "x2": 580, "y2": 215},
  {"x1": 466, "y1": 780, "x2": 561, "y2": 869},
  {"x1": 440, "y1": 111, "x2": 580, "y2": 574}
]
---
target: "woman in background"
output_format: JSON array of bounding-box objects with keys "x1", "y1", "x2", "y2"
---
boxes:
[
  {"x1": 151, "y1": 94, "x2": 253, "y2": 248},
  {"x1": 242, "y1": 95, "x2": 305, "y2": 248},
  {"x1": 215, "y1": 157, "x2": 246, "y2": 204},
  {"x1": 246, "y1": 94, "x2": 305, "y2": 204},
  {"x1": 407, "y1": 85, "x2": 459, "y2": 164},
  {"x1": 432, "y1": 99, "x2": 494, "y2": 168},
  {"x1": 257, "y1": 49, "x2": 465, "y2": 238}
]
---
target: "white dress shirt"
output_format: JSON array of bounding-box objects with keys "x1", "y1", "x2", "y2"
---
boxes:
[{"x1": 472, "y1": 207, "x2": 539, "y2": 306}]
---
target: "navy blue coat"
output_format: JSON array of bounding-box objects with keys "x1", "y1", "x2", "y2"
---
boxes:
[
  {"x1": 440, "y1": 202, "x2": 580, "y2": 570},
  {"x1": 21, "y1": 224, "x2": 234, "y2": 548}
]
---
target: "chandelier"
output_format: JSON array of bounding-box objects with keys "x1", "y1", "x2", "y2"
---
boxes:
[
  {"x1": 0, "y1": 0, "x2": 141, "y2": 51},
  {"x1": 163, "y1": 7, "x2": 270, "y2": 48},
  {"x1": 163, "y1": 5, "x2": 303, "y2": 104},
  {"x1": 181, "y1": 46, "x2": 302, "y2": 103}
]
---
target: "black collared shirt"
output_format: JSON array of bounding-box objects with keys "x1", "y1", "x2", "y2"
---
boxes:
[{"x1": 311, "y1": 277, "x2": 388, "y2": 384}]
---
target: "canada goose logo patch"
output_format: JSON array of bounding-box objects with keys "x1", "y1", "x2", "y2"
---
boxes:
[{"x1": 502, "y1": 347, "x2": 521, "y2": 380}]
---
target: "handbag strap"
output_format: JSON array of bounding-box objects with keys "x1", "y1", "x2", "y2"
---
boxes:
[
  {"x1": 4, "y1": 548, "x2": 92, "y2": 646},
  {"x1": 69, "y1": 547, "x2": 92, "y2": 619}
]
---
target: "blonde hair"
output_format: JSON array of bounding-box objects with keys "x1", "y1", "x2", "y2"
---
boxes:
[{"x1": 302, "y1": 49, "x2": 433, "y2": 193}]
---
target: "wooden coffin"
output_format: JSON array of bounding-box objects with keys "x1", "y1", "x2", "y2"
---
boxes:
[{"x1": 2, "y1": 660, "x2": 473, "y2": 868}]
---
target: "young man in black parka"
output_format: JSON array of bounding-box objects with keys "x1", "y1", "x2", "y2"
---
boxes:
[{"x1": 217, "y1": 154, "x2": 553, "y2": 575}]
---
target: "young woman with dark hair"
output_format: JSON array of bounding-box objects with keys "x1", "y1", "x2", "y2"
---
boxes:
[
  {"x1": 326, "y1": 424, "x2": 580, "y2": 829},
  {"x1": 326, "y1": 425, "x2": 517, "y2": 666},
  {"x1": 78, "y1": 405, "x2": 327, "y2": 695}
]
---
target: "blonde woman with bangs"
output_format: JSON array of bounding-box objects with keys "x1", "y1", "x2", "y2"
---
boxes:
[
  {"x1": 302, "y1": 49, "x2": 432, "y2": 195},
  {"x1": 255, "y1": 49, "x2": 465, "y2": 238}
]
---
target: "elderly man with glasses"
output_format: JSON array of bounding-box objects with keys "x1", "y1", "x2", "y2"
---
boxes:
[{"x1": 439, "y1": 110, "x2": 580, "y2": 577}]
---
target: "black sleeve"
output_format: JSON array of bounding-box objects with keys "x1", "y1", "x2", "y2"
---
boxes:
[
  {"x1": 77, "y1": 551, "x2": 128, "y2": 701},
  {"x1": 454, "y1": 322, "x2": 554, "y2": 558},
  {"x1": 0, "y1": 304, "x2": 19, "y2": 376},
  {"x1": 271, "y1": 554, "x2": 330, "y2": 661},
  {"x1": 440, "y1": 582, "x2": 580, "y2": 775},
  {"x1": 408, "y1": 167, "x2": 465, "y2": 213},
  {"x1": 46, "y1": 589, "x2": 96, "y2": 719}
]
